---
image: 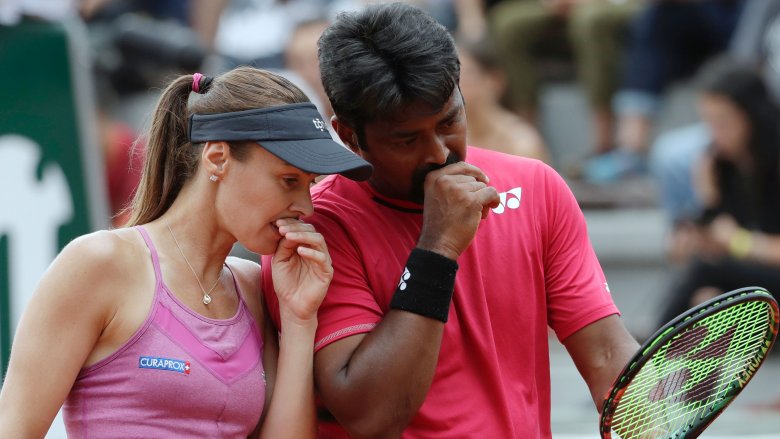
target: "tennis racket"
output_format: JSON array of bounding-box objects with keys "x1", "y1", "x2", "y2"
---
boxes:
[{"x1": 600, "y1": 286, "x2": 779, "y2": 439}]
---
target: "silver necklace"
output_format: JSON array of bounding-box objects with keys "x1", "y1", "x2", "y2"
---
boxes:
[{"x1": 167, "y1": 224, "x2": 222, "y2": 305}]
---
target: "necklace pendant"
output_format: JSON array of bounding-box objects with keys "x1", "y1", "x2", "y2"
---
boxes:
[{"x1": 203, "y1": 294, "x2": 212, "y2": 305}]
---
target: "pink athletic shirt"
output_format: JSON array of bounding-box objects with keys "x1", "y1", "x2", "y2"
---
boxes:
[
  {"x1": 262, "y1": 147, "x2": 619, "y2": 438},
  {"x1": 63, "y1": 226, "x2": 265, "y2": 437}
]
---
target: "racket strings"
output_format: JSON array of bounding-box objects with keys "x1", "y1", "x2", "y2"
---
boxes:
[
  {"x1": 656, "y1": 314, "x2": 766, "y2": 431},
  {"x1": 618, "y1": 303, "x2": 768, "y2": 436},
  {"x1": 614, "y1": 335, "x2": 763, "y2": 435},
  {"x1": 610, "y1": 300, "x2": 773, "y2": 439}
]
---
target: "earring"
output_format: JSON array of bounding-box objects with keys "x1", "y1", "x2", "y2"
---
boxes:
[{"x1": 209, "y1": 175, "x2": 218, "y2": 182}]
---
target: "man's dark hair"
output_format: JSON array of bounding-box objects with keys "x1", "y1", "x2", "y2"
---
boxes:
[{"x1": 318, "y1": 2, "x2": 460, "y2": 148}]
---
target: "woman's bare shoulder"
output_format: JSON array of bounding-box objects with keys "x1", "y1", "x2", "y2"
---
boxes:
[
  {"x1": 61, "y1": 228, "x2": 147, "y2": 273},
  {"x1": 31, "y1": 228, "x2": 150, "y2": 322}
]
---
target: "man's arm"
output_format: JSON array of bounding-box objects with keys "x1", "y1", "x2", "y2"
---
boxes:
[
  {"x1": 313, "y1": 162, "x2": 499, "y2": 439},
  {"x1": 563, "y1": 315, "x2": 640, "y2": 411},
  {"x1": 315, "y1": 313, "x2": 444, "y2": 438}
]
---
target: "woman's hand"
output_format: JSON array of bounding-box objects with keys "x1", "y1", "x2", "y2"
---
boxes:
[{"x1": 271, "y1": 218, "x2": 332, "y2": 324}]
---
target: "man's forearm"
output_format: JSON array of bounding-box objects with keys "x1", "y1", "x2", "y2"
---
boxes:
[
  {"x1": 316, "y1": 249, "x2": 458, "y2": 438},
  {"x1": 318, "y1": 311, "x2": 445, "y2": 438}
]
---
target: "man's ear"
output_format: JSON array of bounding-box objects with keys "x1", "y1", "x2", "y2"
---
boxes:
[
  {"x1": 331, "y1": 116, "x2": 361, "y2": 155},
  {"x1": 203, "y1": 141, "x2": 229, "y2": 178}
]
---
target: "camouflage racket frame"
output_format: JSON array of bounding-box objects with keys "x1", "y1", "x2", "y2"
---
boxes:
[{"x1": 600, "y1": 286, "x2": 779, "y2": 439}]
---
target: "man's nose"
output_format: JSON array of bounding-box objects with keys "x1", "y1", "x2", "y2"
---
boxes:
[{"x1": 423, "y1": 135, "x2": 449, "y2": 165}]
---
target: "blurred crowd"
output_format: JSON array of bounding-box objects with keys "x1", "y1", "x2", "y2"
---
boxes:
[{"x1": 5, "y1": 0, "x2": 780, "y2": 333}]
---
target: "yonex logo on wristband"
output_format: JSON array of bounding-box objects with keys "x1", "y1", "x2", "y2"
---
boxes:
[
  {"x1": 390, "y1": 249, "x2": 457, "y2": 323},
  {"x1": 398, "y1": 267, "x2": 411, "y2": 290}
]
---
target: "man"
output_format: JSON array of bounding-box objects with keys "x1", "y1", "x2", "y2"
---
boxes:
[{"x1": 261, "y1": 3, "x2": 639, "y2": 437}]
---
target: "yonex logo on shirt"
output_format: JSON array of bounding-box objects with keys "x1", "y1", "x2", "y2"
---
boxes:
[
  {"x1": 398, "y1": 267, "x2": 411, "y2": 290},
  {"x1": 491, "y1": 187, "x2": 522, "y2": 214},
  {"x1": 139, "y1": 356, "x2": 191, "y2": 374}
]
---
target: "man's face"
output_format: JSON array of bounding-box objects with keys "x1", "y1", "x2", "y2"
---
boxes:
[{"x1": 355, "y1": 89, "x2": 467, "y2": 203}]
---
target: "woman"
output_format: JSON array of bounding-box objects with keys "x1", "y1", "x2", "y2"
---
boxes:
[
  {"x1": 659, "y1": 57, "x2": 780, "y2": 324},
  {"x1": 0, "y1": 67, "x2": 371, "y2": 437}
]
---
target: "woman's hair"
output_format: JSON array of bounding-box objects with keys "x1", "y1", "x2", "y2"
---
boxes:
[
  {"x1": 124, "y1": 67, "x2": 309, "y2": 226},
  {"x1": 696, "y1": 56, "x2": 780, "y2": 230}
]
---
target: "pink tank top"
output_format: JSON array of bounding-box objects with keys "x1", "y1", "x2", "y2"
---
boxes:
[{"x1": 63, "y1": 226, "x2": 266, "y2": 437}]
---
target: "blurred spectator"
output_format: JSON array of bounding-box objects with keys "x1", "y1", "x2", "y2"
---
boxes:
[
  {"x1": 81, "y1": 0, "x2": 229, "y2": 50},
  {"x1": 583, "y1": 0, "x2": 745, "y2": 183},
  {"x1": 649, "y1": 123, "x2": 711, "y2": 251},
  {"x1": 78, "y1": 1, "x2": 208, "y2": 227},
  {"x1": 213, "y1": 1, "x2": 474, "y2": 69},
  {"x1": 449, "y1": 0, "x2": 494, "y2": 41},
  {"x1": 283, "y1": 19, "x2": 333, "y2": 119},
  {"x1": 489, "y1": 0, "x2": 639, "y2": 158},
  {"x1": 81, "y1": 0, "x2": 212, "y2": 96},
  {"x1": 649, "y1": 0, "x2": 780, "y2": 260},
  {"x1": 189, "y1": 0, "x2": 232, "y2": 52},
  {"x1": 457, "y1": 37, "x2": 549, "y2": 161},
  {"x1": 658, "y1": 57, "x2": 780, "y2": 325},
  {"x1": 88, "y1": 59, "x2": 147, "y2": 228},
  {"x1": 99, "y1": 110, "x2": 145, "y2": 228},
  {"x1": 214, "y1": 0, "x2": 362, "y2": 68}
]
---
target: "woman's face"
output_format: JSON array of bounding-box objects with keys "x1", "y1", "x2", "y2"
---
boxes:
[
  {"x1": 217, "y1": 145, "x2": 316, "y2": 255},
  {"x1": 698, "y1": 92, "x2": 750, "y2": 161}
]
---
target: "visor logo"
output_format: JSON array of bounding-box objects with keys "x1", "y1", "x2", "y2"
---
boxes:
[{"x1": 312, "y1": 118, "x2": 326, "y2": 131}]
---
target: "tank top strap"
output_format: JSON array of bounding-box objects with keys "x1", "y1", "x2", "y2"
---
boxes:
[
  {"x1": 134, "y1": 225, "x2": 164, "y2": 284},
  {"x1": 223, "y1": 263, "x2": 251, "y2": 314}
]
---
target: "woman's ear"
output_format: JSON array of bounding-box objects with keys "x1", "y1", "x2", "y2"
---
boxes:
[
  {"x1": 332, "y1": 116, "x2": 361, "y2": 154},
  {"x1": 203, "y1": 141, "x2": 229, "y2": 180}
]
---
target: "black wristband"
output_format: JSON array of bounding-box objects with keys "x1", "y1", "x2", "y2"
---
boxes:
[{"x1": 389, "y1": 248, "x2": 459, "y2": 322}]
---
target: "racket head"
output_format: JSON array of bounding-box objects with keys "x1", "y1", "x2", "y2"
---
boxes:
[{"x1": 599, "y1": 286, "x2": 779, "y2": 439}]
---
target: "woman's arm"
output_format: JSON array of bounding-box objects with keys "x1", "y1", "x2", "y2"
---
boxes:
[
  {"x1": 258, "y1": 219, "x2": 331, "y2": 439},
  {"x1": 742, "y1": 232, "x2": 780, "y2": 266},
  {"x1": 259, "y1": 315, "x2": 318, "y2": 439},
  {"x1": 708, "y1": 214, "x2": 780, "y2": 266},
  {"x1": 0, "y1": 233, "x2": 119, "y2": 436}
]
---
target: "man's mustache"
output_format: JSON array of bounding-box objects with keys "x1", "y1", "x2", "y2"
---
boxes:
[{"x1": 410, "y1": 153, "x2": 462, "y2": 203}]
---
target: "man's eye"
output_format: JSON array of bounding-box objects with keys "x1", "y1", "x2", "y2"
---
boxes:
[
  {"x1": 441, "y1": 117, "x2": 459, "y2": 129},
  {"x1": 398, "y1": 137, "x2": 416, "y2": 147}
]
